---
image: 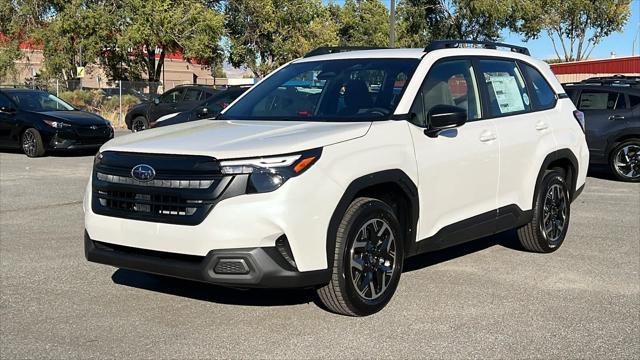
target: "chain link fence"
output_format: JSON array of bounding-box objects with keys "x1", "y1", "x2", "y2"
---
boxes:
[{"x1": 0, "y1": 79, "x2": 236, "y2": 129}]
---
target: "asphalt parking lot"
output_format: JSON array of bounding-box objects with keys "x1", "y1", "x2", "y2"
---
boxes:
[{"x1": 1, "y1": 140, "x2": 638, "y2": 359}]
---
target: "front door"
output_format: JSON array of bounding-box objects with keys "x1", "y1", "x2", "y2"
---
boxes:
[{"x1": 408, "y1": 58, "x2": 500, "y2": 245}]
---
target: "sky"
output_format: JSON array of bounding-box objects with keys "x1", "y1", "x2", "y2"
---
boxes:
[{"x1": 329, "y1": 0, "x2": 640, "y2": 60}]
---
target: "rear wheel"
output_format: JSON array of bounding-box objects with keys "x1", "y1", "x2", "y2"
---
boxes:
[
  {"x1": 609, "y1": 139, "x2": 640, "y2": 182},
  {"x1": 131, "y1": 116, "x2": 148, "y2": 132},
  {"x1": 316, "y1": 197, "x2": 404, "y2": 316},
  {"x1": 22, "y1": 128, "x2": 45, "y2": 157},
  {"x1": 517, "y1": 170, "x2": 570, "y2": 253}
]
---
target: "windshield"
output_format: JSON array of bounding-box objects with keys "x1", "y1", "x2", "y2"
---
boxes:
[
  {"x1": 221, "y1": 58, "x2": 420, "y2": 122},
  {"x1": 9, "y1": 92, "x2": 75, "y2": 112}
]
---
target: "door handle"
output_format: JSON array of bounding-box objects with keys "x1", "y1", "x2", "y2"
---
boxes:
[
  {"x1": 609, "y1": 115, "x2": 625, "y2": 121},
  {"x1": 535, "y1": 121, "x2": 549, "y2": 131},
  {"x1": 479, "y1": 131, "x2": 497, "y2": 142}
]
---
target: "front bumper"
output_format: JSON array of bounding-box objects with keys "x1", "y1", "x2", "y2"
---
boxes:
[
  {"x1": 48, "y1": 128, "x2": 113, "y2": 150},
  {"x1": 85, "y1": 232, "x2": 330, "y2": 288}
]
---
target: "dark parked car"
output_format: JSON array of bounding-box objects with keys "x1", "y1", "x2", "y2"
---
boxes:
[
  {"x1": 124, "y1": 84, "x2": 222, "y2": 131},
  {"x1": 0, "y1": 89, "x2": 114, "y2": 157},
  {"x1": 563, "y1": 76, "x2": 640, "y2": 182},
  {"x1": 153, "y1": 86, "x2": 250, "y2": 128}
]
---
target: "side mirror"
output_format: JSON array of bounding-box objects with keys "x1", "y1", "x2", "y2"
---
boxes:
[
  {"x1": 197, "y1": 107, "x2": 209, "y2": 118},
  {"x1": 153, "y1": 97, "x2": 160, "y2": 105},
  {"x1": 0, "y1": 106, "x2": 16, "y2": 114},
  {"x1": 424, "y1": 105, "x2": 467, "y2": 137}
]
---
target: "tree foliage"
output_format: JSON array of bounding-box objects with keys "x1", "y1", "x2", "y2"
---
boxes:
[
  {"x1": 511, "y1": 0, "x2": 631, "y2": 61},
  {"x1": 334, "y1": 0, "x2": 389, "y2": 46},
  {"x1": 225, "y1": 0, "x2": 338, "y2": 77},
  {"x1": 396, "y1": 0, "x2": 510, "y2": 48}
]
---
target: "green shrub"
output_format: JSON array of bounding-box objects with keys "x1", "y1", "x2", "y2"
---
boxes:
[
  {"x1": 58, "y1": 90, "x2": 104, "y2": 112},
  {"x1": 102, "y1": 95, "x2": 140, "y2": 113}
]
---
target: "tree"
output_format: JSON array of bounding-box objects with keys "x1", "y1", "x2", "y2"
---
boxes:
[
  {"x1": 225, "y1": 0, "x2": 338, "y2": 78},
  {"x1": 512, "y1": 0, "x2": 631, "y2": 61},
  {"x1": 395, "y1": 0, "x2": 512, "y2": 48},
  {"x1": 118, "y1": 0, "x2": 225, "y2": 90},
  {"x1": 335, "y1": 0, "x2": 389, "y2": 46}
]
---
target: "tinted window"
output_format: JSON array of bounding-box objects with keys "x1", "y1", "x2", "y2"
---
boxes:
[
  {"x1": 0, "y1": 94, "x2": 12, "y2": 109},
  {"x1": 411, "y1": 59, "x2": 481, "y2": 127},
  {"x1": 9, "y1": 92, "x2": 74, "y2": 111},
  {"x1": 221, "y1": 58, "x2": 420, "y2": 121},
  {"x1": 629, "y1": 95, "x2": 640, "y2": 108},
  {"x1": 477, "y1": 59, "x2": 530, "y2": 117},
  {"x1": 183, "y1": 89, "x2": 201, "y2": 101},
  {"x1": 522, "y1": 64, "x2": 556, "y2": 109},
  {"x1": 159, "y1": 88, "x2": 184, "y2": 103},
  {"x1": 203, "y1": 90, "x2": 244, "y2": 115},
  {"x1": 578, "y1": 90, "x2": 625, "y2": 110}
]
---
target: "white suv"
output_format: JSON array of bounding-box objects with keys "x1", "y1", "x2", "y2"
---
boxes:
[{"x1": 84, "y1": 41, "x2": 588, "y2": 316}]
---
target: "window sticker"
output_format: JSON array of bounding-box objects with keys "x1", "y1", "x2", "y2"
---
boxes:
[
  {"x1": 523, "y1": 93, "x2": 530, "y2": 106},
  {"x1": 487, "y1": 74, "x2": 525, "y2": 113}
]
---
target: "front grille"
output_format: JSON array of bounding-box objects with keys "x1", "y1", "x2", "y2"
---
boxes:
[
  {"x1": 76, "y1": 125, "x2": 112, "y2": 138},
  {"x1": 92, "y1": 151, "x2": 246, "y2": 225}
]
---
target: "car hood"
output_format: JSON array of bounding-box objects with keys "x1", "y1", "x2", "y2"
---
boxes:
[
  {"x1": 37, "y1": 111, "x2": 108, "y2": 126},
  {"x1": 102, "y1": 119, "x2": 371, "y2": 159}
]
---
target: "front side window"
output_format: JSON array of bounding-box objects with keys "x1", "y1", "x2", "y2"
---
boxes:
[
  {"x1": 183, "y1": 89, "x2": 202, "y2": 102},
  {"x1": 578, "y1": 90, "x2": 625, "y2": 110},
  {"x1": 411, "y1": 59, "x2": 481, "y2": 127},
  {"x1": 221, "y1": 58, "x2": 420, "y2": 122},
  {"x1": 0, "y1": 94, "x2": 12, "y2": 109},
  {"x1": 159, "y1": 88, "x2": 185, "y2": 103},
  {"x1": 522, "y1": 64, "x2": 556, "y2": 110},
  {"x1": 9, "y1": 92, "x2": 74, "y2": 112},
  {"x1": 477, "y1": 59, "x2": 531, "y2": 117}
]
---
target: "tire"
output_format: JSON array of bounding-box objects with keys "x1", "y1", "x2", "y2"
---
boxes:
[
  {"x1": 316, "y1": 197, "x2": 404, "y2": 316},
  {"x1": 131, "y1": 116, "x2": 148, "y2": 132},
  {"x1": 22, "y1": 128, "x2": 45, "y2": 158},
  {"x1": 609, "y1": 139, "x2": 640, "y2": 182},
  {"x1": 517, "y1": 170, "x2": 570, "y2": 253}
]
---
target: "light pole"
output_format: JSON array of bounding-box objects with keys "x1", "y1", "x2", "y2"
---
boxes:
[{"x1": 389, "y1": 0, "x2": 396, "y2": 48}]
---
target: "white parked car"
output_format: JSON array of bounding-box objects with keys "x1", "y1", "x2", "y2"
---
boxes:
[{"x1": 84, "y1": 40, "x2": 588, "y2": 316}]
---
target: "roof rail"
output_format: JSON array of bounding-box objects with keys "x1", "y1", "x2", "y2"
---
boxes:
[
  {"x1": 425, "y1": 40, "x2": 530, "y2": 56},
  {"x1": 303, "y1": 46, "x2": 388, "y2": 58},
  {"x1": 564, "y1": 75, "x2": 640, "y2": 88}
]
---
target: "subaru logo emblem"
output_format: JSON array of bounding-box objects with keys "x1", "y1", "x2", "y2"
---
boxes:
[{"x1": 131, "y1": 164, "x2": 156, "y2": 182}]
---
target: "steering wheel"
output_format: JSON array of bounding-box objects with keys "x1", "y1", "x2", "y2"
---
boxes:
[{"x1": 363, "y1": 107, "x2": 390, "y2": 116}]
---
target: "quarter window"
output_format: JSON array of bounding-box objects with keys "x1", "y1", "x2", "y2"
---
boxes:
[
  {"x1": 411, "y1": 59, "x2": 481, "y2": 127},
  {"x1": 522, "y1": 64, "x2": 556, "y2": 110},
  {"x1": 578, "y1": 90, "x2": 625, "y2": 110},
  {"x1": 477, "y1": 59, "x2": 531, "y2": 117}
]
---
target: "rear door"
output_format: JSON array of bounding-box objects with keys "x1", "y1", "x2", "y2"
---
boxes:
[
  {"x1": 478, "y1": 58, "x2": 556, "y2": 214},
  {"x1": 576, "y1": 89, "x2": 631, "y2": 156},
  {"x1": 0, "y1": 93, "x2": 18, "y2": 148}
]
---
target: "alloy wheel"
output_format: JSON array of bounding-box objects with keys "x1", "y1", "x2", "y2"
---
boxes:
[
  {"x1": 613, "y1": 144, "x2": 640, "y2": 180},
  {"x1": 541, "y1": 183, "x2": 567, "y2": 245},
  {"x1": 132, "y1": 119, "x2": 146, "y2": 132},
  {"x1": 22, "y1": 131, "x2": 37, "y2": 157},
  {"x1": 349, "y1": 218, "x2": 397, "y2": 301}
]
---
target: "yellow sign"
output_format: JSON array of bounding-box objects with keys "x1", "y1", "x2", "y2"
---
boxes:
[{"x1": 76, "y1": 66, "x2": 85, "y2": 78}]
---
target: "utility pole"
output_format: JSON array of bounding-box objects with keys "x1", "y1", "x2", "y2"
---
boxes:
[{"x1": 389, "y1": 0, "x2": 396, "y2": 48}]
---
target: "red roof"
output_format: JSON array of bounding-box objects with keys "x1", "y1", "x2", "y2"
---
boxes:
[{"x1": 550, "y1": 56, "x2": 640, "y2": 75}]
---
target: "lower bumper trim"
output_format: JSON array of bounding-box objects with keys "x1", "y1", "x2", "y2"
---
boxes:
[{"x1": 84, "y1": 232, "x2": 330, "y2": 288}]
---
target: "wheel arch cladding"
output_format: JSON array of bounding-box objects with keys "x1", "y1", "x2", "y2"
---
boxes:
[
  {"x1": 326, "y1": 169, "x2": 419, "y2": 268},
  {"x1": 534, "y1": 149, "x2": 579, "y2": 205}
]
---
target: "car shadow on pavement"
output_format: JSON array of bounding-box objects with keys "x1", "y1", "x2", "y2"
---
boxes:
[
  {"x1": 111, "y1": 269, "x2": 317, "y2": 306},
  {"x1": 404, "y1": 229, "x2": 523, "y2": 273},
  {"x1": 111, "y1": 230, "x2": 524, "y2": 306},
  {"x1": 586, "y1": 164, "x2": 617, "y2": 181}
]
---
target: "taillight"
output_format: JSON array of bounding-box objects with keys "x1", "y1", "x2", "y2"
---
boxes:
[{"x1": 573, "y1": 110, "x2": 585, "y2": 133}]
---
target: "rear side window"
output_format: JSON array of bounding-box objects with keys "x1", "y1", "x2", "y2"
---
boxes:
[
  {"x1": 0, "y1": 93, "x2": 12, "y2": 109},
  {"x1": 629, "y1": 95, "x2": 640, "y2": 108},
  {"x1": 578, "y1": 90, "x2": 626, "y2": 110},
  {"x1": 477, "y1": 59, "x2": 531, "y2": 117},
  {"x1": 522, "y1": 64, "x2": 556, "y2": 110}
]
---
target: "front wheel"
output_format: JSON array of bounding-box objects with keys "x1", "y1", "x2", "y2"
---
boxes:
[
  {"x1": 22, "y1": 128, "x2": 45, "y2": 157},
  {"x1": 316, "y1": 197, "x2": 404, "y2": 316},
  {"x1": 517, "y1": 170, "x2": 570, "y2": 253},
  {"x1": 609, "y1": 139, "x2": 640, "y2": 182}
]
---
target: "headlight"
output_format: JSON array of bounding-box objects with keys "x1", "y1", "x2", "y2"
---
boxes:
[
  {"x1": 219, "y1": 148, "x2": 321, "y2": 193},
  {"x1": 43, "y1": 120, "x2": 72, "y2": 129}
]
